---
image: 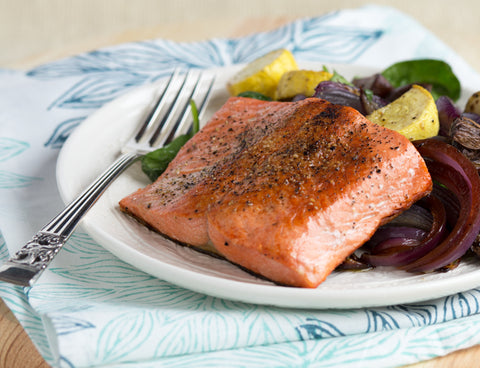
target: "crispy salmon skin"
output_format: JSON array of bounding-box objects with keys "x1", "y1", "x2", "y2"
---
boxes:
[{"x1": 119, "y1": 97, "x2": 432, "y2": 288}]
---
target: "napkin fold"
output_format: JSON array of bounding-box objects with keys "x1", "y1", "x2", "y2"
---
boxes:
[{"x1": 2, "y1": 5, "x2": 480, "y2": 367}]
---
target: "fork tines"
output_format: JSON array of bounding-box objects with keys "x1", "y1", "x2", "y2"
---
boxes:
[{"x1": 134, "y1": 68, "x2": 215, "y2": 152}]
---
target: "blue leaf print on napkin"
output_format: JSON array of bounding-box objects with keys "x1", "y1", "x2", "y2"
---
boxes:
[
  {"x1": 387, "y1": 303, "x2": 439, "y2": 326},
  {"x1": 226, "y1": 15, "x2": 383, "y2": 65},
  {"x1": 96, "y1": 311, "x2": 154, "y2": 364},
  {"x1": 306, "y1": 330, "x2": 401, "y2": 367},
  {"x1": 44, "y1": 117, "x2": 85, "y2": 149},
  {"x1": 444, "y1": 292, "x2": 480, "y2": 318},
  {"x1": 25, "y1": 14, "x2": 385, "y2": 83},
  {"x1": 51, "y1": 314, "x2": 95, "y2": 336},
  {"x1": 49, "y1": 259, "x2": 156, "y2": 286},
  {"x1": 27, "y1": 41, "x2": 230, "y2": 113},
  {"x1": 226, "y1": 25, "x2": 296, "y2": 64},
  {"x1": 0, "y1": 170, "x2": 42, "y2": 189},
  {"x1": 153, "y1": 310, "x2": 238, "y2": 357},
  {"x1": 48, "y1": 74, "x2": 150, "y2": 110},
  {"x1": 0, "y1": 138, "x2": 29, "y2": 162},
  {"x1": 365, "y1": 309, "x2": 400, "y2": 332},
  {"x1": 62, "y1": 231, "x2": 110, "y2": 257},
  {"x1": 58, "y1": 356, "x2": 76, "y2": 368},
  {"x1": 295, "y1": 317, "x2": 345, "y2": 340},
  {"x1": 29, "y1": 283, "x2": 118, "y2": 302},
  {"x1": 400, "y1": 318, "x2": 480, "y2": 362},
  {"x1": 27, "y1": 47, "x2": 167, "y2": 80},
  {"x1": 133, "y1": 40, "x2": 229, "y2": 69},
  {"x1": 294, "y1": 27, "x2": 383, "y2": 63},
  {"x1": 110, "y1": 282, "x2": 206, "y2": 308},
  {"x1": 296, "y1": 12, "x2": 383, "y2": 63},
  {"x1": 0, "y1": 233, "x2": 8, "y2": 261}
]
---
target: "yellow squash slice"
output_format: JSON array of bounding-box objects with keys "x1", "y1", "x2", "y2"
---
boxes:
[
  {"x1": 367, "y1": 85, "x2": 439, "y2": 141},
  {"x1": 275, "y1": 69, "x2": 332, "y2": 100},
  {"x1": 227, "y1": 49, "x2": 298, "y2": 99}
]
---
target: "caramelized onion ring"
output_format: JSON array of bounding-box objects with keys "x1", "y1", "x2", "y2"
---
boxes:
[
  {"x1": 402, "y1": 139, "x2": 480, "y2": 272},
  {"x1": 361, "y1": 195, "x2": 447, "y2": 267}
]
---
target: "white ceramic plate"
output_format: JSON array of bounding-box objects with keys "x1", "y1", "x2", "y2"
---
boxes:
[{"x1": 56, "y1": 62, "x2": 480, "y2": 309}]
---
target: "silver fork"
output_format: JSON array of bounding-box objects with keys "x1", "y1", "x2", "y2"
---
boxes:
[{"x1": 0, "y1": 69, "x2": 215, "y2": 287}]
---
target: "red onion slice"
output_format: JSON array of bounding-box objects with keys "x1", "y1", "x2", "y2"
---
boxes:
[
  {"x1": 436, "y1": 96, "x2": 461, "y2": 136},
  {"x1": 361, "y1": 195, "x2": 447, "y2": 267},
  {"x1": 403, "y1": 139, "x2": 480, "y2": 272}
]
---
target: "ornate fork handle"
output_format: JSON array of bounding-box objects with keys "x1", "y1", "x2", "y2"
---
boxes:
[
  {"x1": 0, "y1": 152, "x2": 139, "y2": 287},
  {"x1": 0, "y1": 70, "x2": 214, "y2": 287}
]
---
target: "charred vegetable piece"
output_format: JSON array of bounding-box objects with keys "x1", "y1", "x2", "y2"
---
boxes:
[
  {"x1": 450, "y1": 114, "x2": 480, "y2": 169},
  {"x1": 436, "y1": 95, "x2": 461, "y2": 136},
  {"x1": 353, "y1": 73, "x2": 393, "y2": 98},
  {"x1": 450, "y1": 115, "x2": 480, "y2": 150},
  {"x1": 313, "y1": 81, "x2": 386, "y2": 115},
  {"x1": 337, "y1": 254, "x2": 373, "y2": 271},
  {"x1": 465, "y1": 92, "x2": 480, "y2": 115}
]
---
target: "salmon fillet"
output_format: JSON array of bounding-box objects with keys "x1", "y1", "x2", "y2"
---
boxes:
[
  {"x1": 120, "y1": 97, "x2": 302, "y2": 246},
  {"x1": 120, "y1": 97, "x2": 432, "y2": 288}
]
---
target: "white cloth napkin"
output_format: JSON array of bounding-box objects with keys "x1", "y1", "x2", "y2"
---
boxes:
[{"x1": 2, "y1": 5, "x2": 480, "y2": 367}]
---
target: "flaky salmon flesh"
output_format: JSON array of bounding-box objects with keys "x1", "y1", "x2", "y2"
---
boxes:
[{"x1": 119, "y1": 97, "x2": 432, "y2": 288}]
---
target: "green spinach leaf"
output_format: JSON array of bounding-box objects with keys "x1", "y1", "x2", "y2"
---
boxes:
[
  {"x1": 140, "y1": 99, "x2": 200, "y2": 182},
  {"x1": 381, "y1": 59, "x2": 461, "y2": 101},
  {"x1": 237, "y1": 91, "x2": 272, "y2": 101},
  {"x1": 141, "y1": 133, "x2": 192, "y2": 182}
]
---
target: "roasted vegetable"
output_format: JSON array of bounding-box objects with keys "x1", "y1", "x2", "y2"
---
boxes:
[
  {"x1": 360, "y1": 138, "x2": 480, "y2": 272},
  {"x1": 227, "y1": 49, "x2": 298, "y2": 99},
  {"x1": 450, "y1": 115, "x2": 480, "y2": 150},
  {"x1": 367, "y1": 85, "x2": 439, "y2": 140},
  {"x1": 450, "y1": 115, "x2": 480, "y2": 169},
  {"x1": 465, "y1": 91, "x2": 480, "y2": 115},
  {"x1": 275, "y1": 69, "x2": 332, "y2": 100},
  {"x1": 313, "y1": 81, "x2": 386, "y2": 115},
  {"x1": 436, "y1": 95, "x2": 461, "y2": 136},
  {"x1": 353, "y1": 73, "x2": 393, "y2": 99}
]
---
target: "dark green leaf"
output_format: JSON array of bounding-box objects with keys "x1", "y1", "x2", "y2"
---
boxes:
[
  {"x1": 140, "y1": 99, "x2": 202, "y2": 182},
  {"x1": 381, "y1": 59, "x2": 461, "y2": 101},
  {"x1": 141, "y1": 133, "x2": 192, "y2": 182},
  {"x1": 237, "y1": 91, "x2": 272, "y2": 101}
]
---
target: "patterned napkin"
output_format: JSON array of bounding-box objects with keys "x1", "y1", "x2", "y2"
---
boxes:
[{"x1": 2, "y1": 5, "x2": 480, "y2": 367}]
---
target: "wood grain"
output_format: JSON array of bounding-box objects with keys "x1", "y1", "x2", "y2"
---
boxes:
[
  {"x1": 0, "y1": 299, "x2": 49, "y2": 368},
  {"x1": 1, "y1": 6, "x2": 480, "y2": 366}
]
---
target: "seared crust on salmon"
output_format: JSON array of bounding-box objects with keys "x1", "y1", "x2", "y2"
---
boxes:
[{"x1": 120, "y1": 97, "x2": 432, "y2": 288}]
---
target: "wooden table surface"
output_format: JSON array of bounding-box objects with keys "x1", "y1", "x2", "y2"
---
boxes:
[{"x1": 2, "y1": 2, "x2": 480, "y2": 366}]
